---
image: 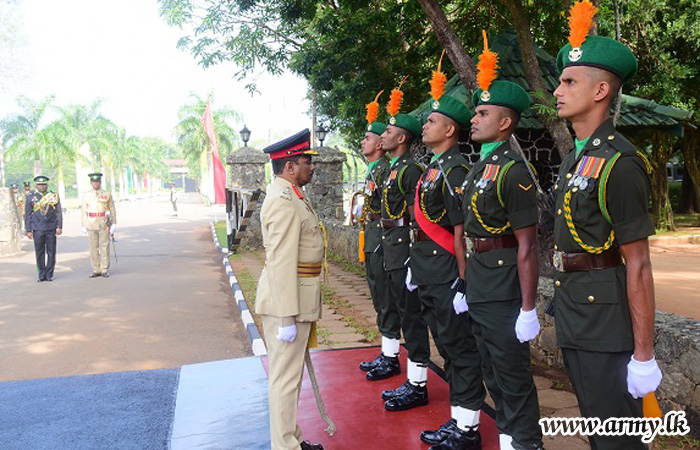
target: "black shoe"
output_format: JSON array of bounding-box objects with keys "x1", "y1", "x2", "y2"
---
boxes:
[
  {"x1": 382, "y1": 379, "x2": 412, "y2": 401},
  {"x1": 421, "y1": 418, "x2": 458, "y2": 445},
  {"x1": 366, "y1": 355, "x2": 400, "y2": 381},
  {"x1": 428, "y1": 427, "x2": 481, "y2": 450},
  {"x1": 384, "y1": 382, "x2": 428, "y2": 411},
  {"x1": 300, "y1": 441, "x2": 324, "y2": 450},
  {"x1": 89, "y1": 273, "x2": 101, "y2": 278},
  {"x1": 37, "y1": 278, "x2": 44, "y2": 282},
  {"x1": 46, "y1": 277, "x2": 53, "y2": 282},
  {"x1": 102, "y1": 272, "x2": 110, "y2": 278},
  {"x1": 359, "y1": 353, "x2": 384, "y2": 372}
]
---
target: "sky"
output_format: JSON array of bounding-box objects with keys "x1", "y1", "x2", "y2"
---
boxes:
[{"x1": 0, "y1": 0, "x2": 313, "y2": 147}]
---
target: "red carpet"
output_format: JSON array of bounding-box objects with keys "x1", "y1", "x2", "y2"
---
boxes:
[{"x1": 264, "y1": 346, "x2": 499, "y2": 449}]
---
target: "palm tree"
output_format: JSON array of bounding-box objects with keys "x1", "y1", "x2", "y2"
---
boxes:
[
  {"x1": 173, "y1": 94, "x2": 241, "y2": 195},
  {"x1": 0, "y1": 96, "x2": 55, "y2": 176}
]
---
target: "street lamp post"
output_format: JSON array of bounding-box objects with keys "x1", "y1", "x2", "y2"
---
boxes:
[
  {"x1": 316, "y1": 124, "x2": 327, "y2": 147},
  {"x1": 240, "y1": 125, "x2": 251, "y2": 146}
]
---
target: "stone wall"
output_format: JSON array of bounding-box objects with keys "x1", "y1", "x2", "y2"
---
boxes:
[
  {"x1": 226, "y1": 146, "x2": 267, "y2": 251},
  {"x1": 324, "y1": 219, "x2": 361, "y2": 263},
  {"x1": 305, "y1": 145, "x2": 346, "y2": 220},
  {"x1": 0, "y1": 188, "x2": 23, "y2": 256}
]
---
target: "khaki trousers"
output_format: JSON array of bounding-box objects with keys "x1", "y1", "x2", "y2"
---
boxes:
[
  {"x1": 262, "y1": 316, "x2": 312, "y2": 450},
  {"x1": 87, "y1": 229, "x2": 110, "y2": 274}
]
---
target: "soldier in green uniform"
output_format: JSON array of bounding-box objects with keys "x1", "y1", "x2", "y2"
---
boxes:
[
  {"x1": 410, "y1": 62, "x2": 485, "y2": 450},
  {"x1": 378, "y1": 84, "x2": 435, "y2": 411},
  {"x1": 551, "y1": 2, "x2": 662, "y2": 448},
  {"x1": 23, "y1": 181, "x2": 33, "y2": 196},
  {"x1": 460, "y1": 32, "x2": 543, "y2": 450},
  {"x1": 358, "y1": 92, "x2": 402, "y2": 381}
]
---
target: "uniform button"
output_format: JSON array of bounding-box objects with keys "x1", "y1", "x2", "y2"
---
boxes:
[
  {"x1": 572, "y1": 187, "x2": 579, "y2": 193},
  {"x1": 555, "y1": 280, "x2": 561, "y2": 287},
  {"x1": 592, "y1": 138, "x2": 601, "y2": 146},
  {"x1": 557, "y1": 209, "x2": 562, "y2": 215},
  {"x1": 498, "y1": 260, "x2": 504, "y2": 266},
  {"x1": 377, "y1": 223, "x2": 381, "y2": 227},
  {"x1": 466, "y1": 253, "x2": 471, "y2": 259},
  {"x1": 554, "y1": 184, "x2": 559, "y2": 190},
  {"x1": 433, "y1": 250, "x2": 438, "y2": 255},
  {"x1": 566, "y1": 173, "x2": 572, "y2": 179},
  {"x1": 554, "y1": 245, "x2": 558, "y2": 250},
  {"x1": 467, "y1": 206, "x2": 471, "y2": 211},
  {"x1": 398, "y1": 238, "x2": 402, "y2": 243},
  {"x1": 409, "y1": 243, "x2": 413, "y2": 248},
  {"x1": 588, "y1": 295, "x2": 595, "y2": 303},
  {"x1": 608, "y1": 135, "x2": 615, "y2": 140},
  {"x1": 479, "y1": 189, "x2": 484, "y2": 194},
  {"x1": 382, "y1": 236, "x2": 386, "y2": 239},
  {"x1": 448, "y1": 156, "x2": 452, "y2": 159}
]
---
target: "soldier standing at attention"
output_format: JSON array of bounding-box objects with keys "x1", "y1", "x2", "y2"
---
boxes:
[
  {"x1": 24, "y1": 176, "x2": 62, "y2": 282},
  {"x1": 23, "y1": 180, "x2": 33, "y2": 196},
  {"x1": 378, "y1": 80, "x2": 434, "y2": 411},
  {"x1": 552, "y1": 2, "x2": 661, "y2": 448},
  {"x1": 357, "y1": 92, "x2": 402, "y2": 382},
  {"x1": 82, "y1": 173, "x2": 117, "y2": 278},
  {"x1": 462, "y1": 31, "x2": 543, "y2": 450},
  {"x1": 255, "y1": 129, "x2": 325, "y2": 450},
  {"x1": 411, "y1": 54, "x2": 485, "y2": 450}
]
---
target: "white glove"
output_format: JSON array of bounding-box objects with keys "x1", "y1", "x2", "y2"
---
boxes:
[
  {"x1": 81, "y1": 227, "x2": 88, "y2": 235},
  {"x1": 515, "y1": 308, "x2": 540, "y2": 343},
  {"x1": 405, "y1": 268, "x2": 418, "y2": 292},
  {"x1": 453, "y1": 292, "x2": 468, "y2": 314},
  {"x1": 627, "y1": 356, "x2": 662, "y2": 399},
  {"x1": 276, "y1": 323, "x2": 297, "y2": 343},
  {"x1": 109, "y1": 224, "x2": 117, "y2": 235}
]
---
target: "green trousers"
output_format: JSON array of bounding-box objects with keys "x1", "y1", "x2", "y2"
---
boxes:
[
  {"x1": 562, "y1": 348, "x2": 646, "y2": 450},
  {"x1": 469, "y1": 299, "x2": 542, "y2": 449},
  {"x1": 365, "y1": 251, "x2": 400, "y2": 340},
  {"x1": 386, "y1": 267, "x2": 431, "y2": 365},
  {"x1": 417, "y1": 282, "x2": 485, "y2": 409}
]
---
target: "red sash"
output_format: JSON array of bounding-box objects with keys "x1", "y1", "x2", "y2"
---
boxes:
[{"x1": 413, "y1": 178, "x2": 456, "y2": 255}]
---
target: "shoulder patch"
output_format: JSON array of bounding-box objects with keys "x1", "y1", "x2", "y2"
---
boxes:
[{"x1": 280, "y1": 187, "x2": 293, "y2": 200}]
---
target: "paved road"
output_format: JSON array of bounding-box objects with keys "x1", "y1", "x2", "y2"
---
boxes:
[
  {"x1": 0, "y1": 193, "x2": 250, "y2": 382},
  {"x1": 651, "y1": 243, "x2": 700, "y2": 321}
]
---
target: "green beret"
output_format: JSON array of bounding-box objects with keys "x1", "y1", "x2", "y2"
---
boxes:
[
  {"x1": 88, "y1": 173, "x2": 103, "y2": 181},
  {"x1": 430, "y1": 95, "x2": 473, "y2": 128},
  {"x1": 388, "y1": 114, "x2": 422, "y2": 137},
  {"x1": 557, "y1": 35, "x2": 637, "y2": 84},
  {"x1": 367, "y1": 122, "x2": 387, "y2": 136},
  {"x1": 34, "y1": 175, "x2": 49, "y2": 184},
  {"x1": 472, "y1": 80, "x2": 531, "y2": 114}
]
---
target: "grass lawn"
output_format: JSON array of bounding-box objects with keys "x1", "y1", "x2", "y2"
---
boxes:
[{"x1": 214, "y1": 220, "x2": 228, "y2": 249}]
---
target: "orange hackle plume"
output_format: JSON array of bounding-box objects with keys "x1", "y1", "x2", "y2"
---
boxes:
[
  {"x1": 430, "y1": 50, "x2": 447, "y2": 101},
  {"x1": 387, "y1": 76, "x2": 408, "y2": 117},
  {"x1": 477, "y1": 30, "x2": 499, "y2": 92},
  {"x1": 365, "y1": 90, "x2": 384, "y2": 125},
  {"x1": 567, "y1": 0, "x2": 598, "y2": 48}
]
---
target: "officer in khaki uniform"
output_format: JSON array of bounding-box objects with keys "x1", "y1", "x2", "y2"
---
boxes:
[
  {"x1": 551, "y1": 2, "x2": 662, "y2": 449},
  {"x1": 358, "y1": 92, "x2": 402, "y2": 381},
  {"x1": 378, "y1": 83, "x2": 435, "y2": 411},
  {"x1": 255, "y1": 129, "x2": 325, "y2": 450},
  {"x1": 82, "y1": 173, "x2": 117, "y2": 278},
  {"x1": 461, "y1": 32, "x2": 542, "y2": 450},
  {"x1": 411, "y1": 60, "x2": 485, "y2": 450}
]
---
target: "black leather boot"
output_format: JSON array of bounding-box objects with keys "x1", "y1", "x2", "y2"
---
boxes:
[
  {"x1": 428, "y1": 427, "x2": 481, "y2": 450},
  {"x1": 420, "y1": 418, "x2": 458, "y2": 445},
  {"x1": 366, "y1": 355, "x2": 400, "y2": 381},
  {"x1": 381, "y1": 380, "x2": 411, "y2": 401},
  {"x1": 384, "y1": 382, "x2": 428, "y2": 411},
  {"x1": 359, "y1": 353, "x2": 384, "y2": 372},
  {"x1": 300, "y1": 441, "x2": 324, "y2": 450}
]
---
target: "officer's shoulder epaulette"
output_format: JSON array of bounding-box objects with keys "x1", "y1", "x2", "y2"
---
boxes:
[
  {"x1": 279, "y1": 187, "x2": 293, "y2": 201},
  {"x1": 606, "y1": 131, "x2": 637, "y2": 155}
]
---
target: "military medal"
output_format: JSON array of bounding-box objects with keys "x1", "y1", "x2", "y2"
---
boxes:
[
  {"x1": 573, "y1": 156, "x2": 605, "y2": 193},
  {"x1": 476, "y1": 164, "x2": 500, "y2": 192}
]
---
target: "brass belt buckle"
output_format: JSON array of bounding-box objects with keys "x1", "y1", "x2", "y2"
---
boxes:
[
  {"x1": 464, "y1": 236, "x2": 475, "y2": 253},
  {"x1": 552, "y1": 250, "x2": 564, "y2": 272}
]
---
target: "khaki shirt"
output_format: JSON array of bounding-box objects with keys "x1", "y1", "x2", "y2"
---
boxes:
[
  {"x1": 82, "y1": 189, "x2": 117, "y2": 230},
  {"x1": 255, "y1": 177, "x2": 325, "y2": 322}
]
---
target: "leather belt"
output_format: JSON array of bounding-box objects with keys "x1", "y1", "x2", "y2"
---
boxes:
[
  {"x1": 465, "y1": 235, "x2": 518, "y2": 253},
  {"x1": 297, "y1": 262, "x2": 322, "y2": 277},
  {"x1": 381, "y1": 217, "x2": 409, "y2": 230},
  {"x1": 552, "y1": 248, "x2": 623, "y2": 272},
  {"x1": 366, "y1": 213, "x2": 381, "y2": 222},
  {"x1": 410, "y1": 227, "x2": 454, "y2": 243},
  {"x1": 88, "y1": 212, "x2": 106, "y2": 217}
]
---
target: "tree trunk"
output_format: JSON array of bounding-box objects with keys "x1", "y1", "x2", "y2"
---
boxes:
[
  {"x1": 681, "y1": 127, "x2": 700, "y2": 222},
  {"x1": 33, "y1": 159, "x2": 41, "y2": 177},
  {"x1": 0, "y1": 139, "x2": 5, "y2": 187},
  {"x1": 499, "y1": 0, "x2": 574, "y2": 159},
  {"x1": 109, "y1": 165, "x2": 117, "y2": 199},
  {"x1": 650, "y1": 132, "x2": 676, "y2": 231},
  {"x1": 416, "y1": 0, "x2": 478, "y2": 90}
]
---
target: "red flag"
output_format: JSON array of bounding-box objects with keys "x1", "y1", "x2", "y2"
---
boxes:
[{"x1": 201, "y1": 100, "x2": 226, "y2": 204}]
